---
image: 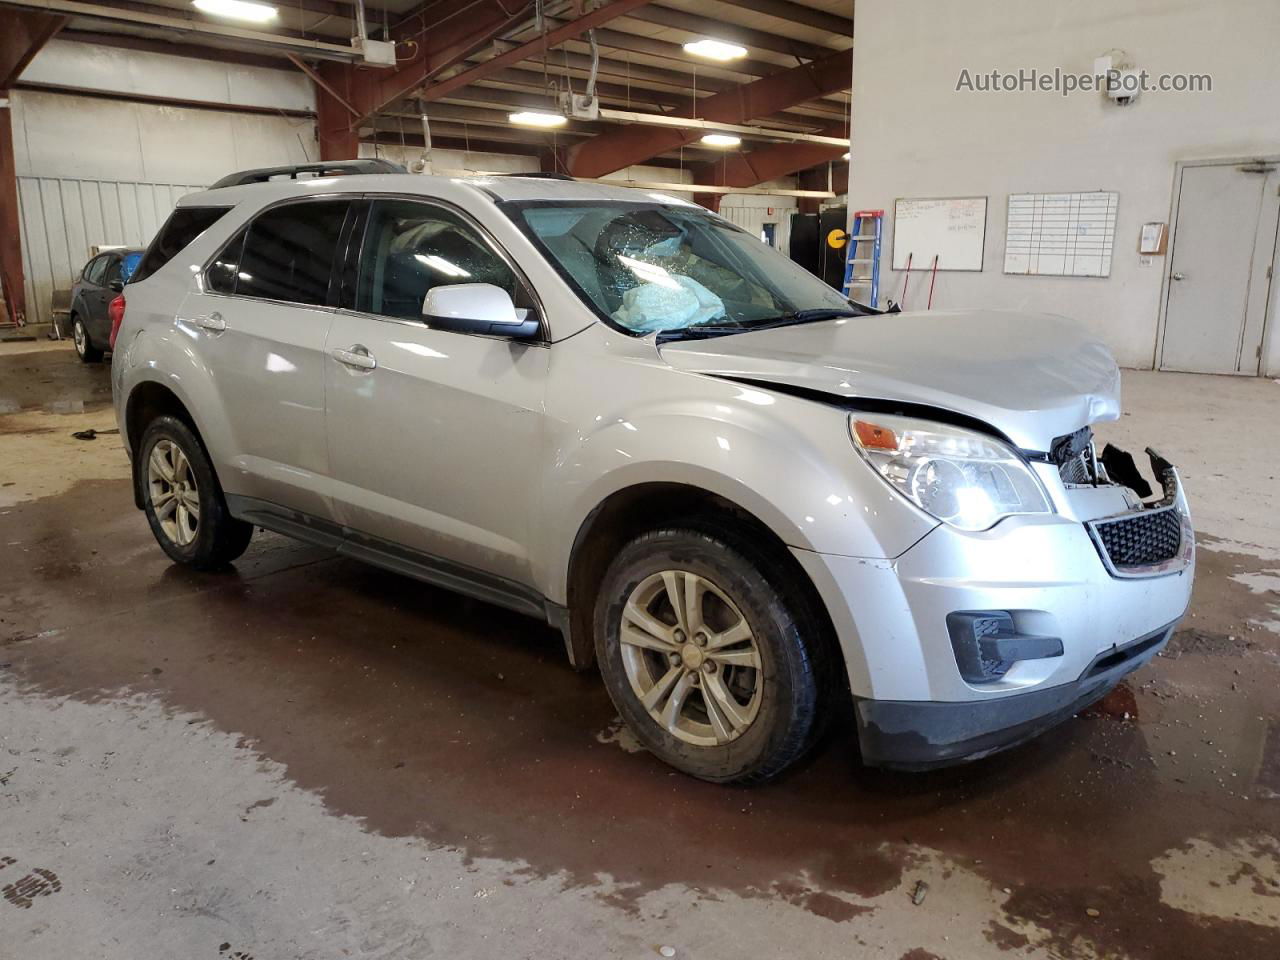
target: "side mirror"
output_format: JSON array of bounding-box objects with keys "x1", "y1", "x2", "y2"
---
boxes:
[
  {"x1": 422, "y1": 283, "x2": 539, "y2": 339},
  {"x1": 109, "y1": 278, "x2": 125, "y2": 292}
]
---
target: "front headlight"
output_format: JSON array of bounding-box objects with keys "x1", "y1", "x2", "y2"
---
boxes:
[{"x1": 849, "y1": 413, "x2": 1053, "y2": 531}]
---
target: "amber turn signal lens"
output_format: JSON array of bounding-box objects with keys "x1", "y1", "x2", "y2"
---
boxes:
[{"x1": 853, "y1": 419, "x2": 899, "y2": 451}]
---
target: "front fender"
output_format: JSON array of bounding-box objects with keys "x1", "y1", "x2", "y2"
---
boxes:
[{"x1": 533, "y1": 390, "x2": 937, "y2": 604}]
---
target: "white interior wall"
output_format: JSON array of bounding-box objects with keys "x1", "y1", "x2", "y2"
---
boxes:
[
  {"x1": 22, "y1": 38, "x2": 314, "y2": 113},
  {"x1": 848, "y1": 0, "x2": 1280, "y2": 373}
]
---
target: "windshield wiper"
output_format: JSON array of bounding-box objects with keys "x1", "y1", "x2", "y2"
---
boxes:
[
  {"x1": 655, "y1": 307, "x2": 868, "y2": 344},
  {"x1": 655, "y1": 324, "x2": 749, "y2": 343},
  {"x1": 776, "y1": 308, "x2": 868, "y2": 322}
]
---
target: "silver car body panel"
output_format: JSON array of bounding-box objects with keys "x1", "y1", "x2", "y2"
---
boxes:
[
  {"x1": 657, "y1": 310, "x2": 1122, "y2": 452},
  {"x1": 112, "y1": 172, "x2": 1192, "y2": 732}
]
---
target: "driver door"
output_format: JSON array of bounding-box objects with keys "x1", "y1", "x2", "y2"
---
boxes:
[{"x1": 324, "y1": 198, "x2": 549, "y2": 590}]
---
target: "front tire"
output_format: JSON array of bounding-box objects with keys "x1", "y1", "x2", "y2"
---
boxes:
[
  {"x1": 72, "y1": 315, "x2": 103, "y2": 363},
  {"x1": 594, "y1": 527, "x2": 827, "y2": 784},
  {"x1": 138, "y1": 416, "x2": 253, "y2": 569}
]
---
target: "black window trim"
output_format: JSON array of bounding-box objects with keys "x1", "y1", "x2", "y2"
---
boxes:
[
  {"x1": 199, "y1": 193, "x2": 359, "y2": 312},
  {"x1": 334, "y1": 193, "x2": 549, "y2": 345},
  {"x1": 198, "y1": 191, "x2": 549, "y2": 344}
]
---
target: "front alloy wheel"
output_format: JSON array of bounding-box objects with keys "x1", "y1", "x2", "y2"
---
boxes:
[
  {"x1": 595, "y1": 527, "x2": 829, "y2": 784},
  {"x1": 620, "y1": 570, "x2": 763, "y2": 745}
]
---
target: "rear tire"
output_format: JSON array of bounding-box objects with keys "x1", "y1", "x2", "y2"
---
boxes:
[
  {"x1": 594, "y1": 526, "x2": 828, "y2": 784},
  {"x1": 72, "y1": 315, "x2": 103, "y2": 363},
  {"x1": 138, "y1": 416, "x2": 253, "y2": 569}
]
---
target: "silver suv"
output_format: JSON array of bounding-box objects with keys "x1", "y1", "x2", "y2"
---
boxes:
[{"x1": 112, "y1": 164, "x2": 1194, "y2": 783}]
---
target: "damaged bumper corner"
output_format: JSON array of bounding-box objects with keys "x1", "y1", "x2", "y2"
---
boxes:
[{"x1": 854, "y1": 619, "x2": 1176, "y2": 770}]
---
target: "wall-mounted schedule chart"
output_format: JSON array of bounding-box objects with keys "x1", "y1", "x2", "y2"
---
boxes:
[{"x1": 1004, "y1": 191, "x2": 1118, "y2": 277}]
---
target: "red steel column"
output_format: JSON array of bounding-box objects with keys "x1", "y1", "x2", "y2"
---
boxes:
[
  {"x1": 315, "y1": 62, "x2": 360, "y2": 161},
  {"x1": 0, "y1": 9, "x2": 69, "y2": 325},
  {"x1": 0, "y1": 98, "x2": 25, "y2": 324}
]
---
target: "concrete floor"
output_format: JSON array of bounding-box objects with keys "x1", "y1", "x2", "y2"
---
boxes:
[{"x1": 1, "y1": 339, "x2": 1277, "y2": 960}]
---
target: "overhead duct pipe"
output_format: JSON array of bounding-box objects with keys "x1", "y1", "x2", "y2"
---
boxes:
[{"x1": 353, "y1": 0, "x2": 368, "y2": 42}]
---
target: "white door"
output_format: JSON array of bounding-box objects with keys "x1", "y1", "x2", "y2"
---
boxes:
[
  {"x1": 1160, "y1": 160, "x2": 1280, "y2": 375},
  {"x1": 324, "y1": 198, "x2": 548, "y2": 589},
  {"x1": 184, "y1": 196, "x2": 352, "y2": 517}
]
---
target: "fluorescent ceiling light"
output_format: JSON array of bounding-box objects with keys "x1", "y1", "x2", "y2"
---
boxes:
[
  {"x1": 192, "y1": 0, "x2": 278, "y2": 22},
  {"x1": 683, "y1": 38, "x2": 748, "y2": 61},
  {"x1": 700, "y1": 133, "x2": 741, "y2": 148},
  {"x1": 509, "y1": 111, "x2": 567, "y2": 128}
]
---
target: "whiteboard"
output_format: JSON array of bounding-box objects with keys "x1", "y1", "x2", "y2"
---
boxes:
[
  {"x1": 892, "y1": 196, "x2": 988, "y2": 271},
  {"x1": 1004, "y1": 191, "x2": 1118, "y2": 277}
]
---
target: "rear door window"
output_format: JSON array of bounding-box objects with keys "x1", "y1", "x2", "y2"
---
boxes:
[
  {"x1": 233, "y1": 200, "x2": 352, "y2": 306},
  {"x1": 132, "y1": 205, "x2": 232, "y2": 284}
]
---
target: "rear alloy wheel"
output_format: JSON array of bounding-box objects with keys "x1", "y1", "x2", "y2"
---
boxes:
[
  {"x1": 72, "y1": 316, "x2": 103, "y2": 363},
  {"x1": 147, "y1": 438, "x2": 201, "y2": 548},
  {"x1": 595, "y1": 527, "x2": 827, "y2": 784},
  {"x1": 139, "y1": 416, "x2": 253, "y2": 569}
]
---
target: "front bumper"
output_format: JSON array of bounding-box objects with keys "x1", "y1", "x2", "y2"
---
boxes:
[
  {"x1": 855, "y1": 619, "x2": 1174, "y2": 769},
  {"x1": 793, "y1": 465, "x2": 1193, "y2": 769}
]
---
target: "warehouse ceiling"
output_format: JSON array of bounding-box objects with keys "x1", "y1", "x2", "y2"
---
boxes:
[{"x1": 3, "y1": 0, "x2": 852, "y2": 186}]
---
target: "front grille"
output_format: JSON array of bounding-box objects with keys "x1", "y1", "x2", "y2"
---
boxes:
[{"x1": 1092, "y1": 507, "x2": 1182, "y2": 569}]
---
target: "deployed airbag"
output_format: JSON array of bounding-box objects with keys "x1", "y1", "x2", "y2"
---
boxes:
[{"x1": 612, "y1": 275, "x2": 725, "y2": 332}]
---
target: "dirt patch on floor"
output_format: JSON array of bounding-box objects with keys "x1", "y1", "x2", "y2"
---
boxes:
[
  {"x1": 0, "y1": 342, "x2": 113, "y2": 413},
  {"x1": 1165, "y1": 627, "x2": 1255, "y2": 657},
  {"x1": 0, "y1": 408, "x2": 130, "y2": 507}
]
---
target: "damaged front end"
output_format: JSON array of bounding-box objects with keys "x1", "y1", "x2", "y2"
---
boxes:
[
  {"x1": 1040, "y1": 428, "x2": 1194, "y2": 579},
  {"x1": 842, "y1": 424, "x2": 1195, "y2": 771}
]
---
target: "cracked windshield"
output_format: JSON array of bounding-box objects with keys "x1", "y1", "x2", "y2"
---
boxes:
[{"x1": 508, "y1": 201, "x2": 871, "y2": 337}]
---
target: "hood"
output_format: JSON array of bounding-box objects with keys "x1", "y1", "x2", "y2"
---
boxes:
[{"x1": 658, "y1": 310, "x2": 1120, "y2": 451}]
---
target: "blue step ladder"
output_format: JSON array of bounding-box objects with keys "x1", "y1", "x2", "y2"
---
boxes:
[{"x1": 840, "y1": 209, "x2": 884, "y2": 308}]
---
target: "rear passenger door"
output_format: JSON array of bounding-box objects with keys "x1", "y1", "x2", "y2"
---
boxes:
[
  {"x1": 181, "y1": 197, "x2": 354, "y2": 519},
  {"x1": 77, "y1": 255, "x2": 110, "y2": 334},
  {"x1": 324, "y1": 197, "x2": 549, "y2": 589}
]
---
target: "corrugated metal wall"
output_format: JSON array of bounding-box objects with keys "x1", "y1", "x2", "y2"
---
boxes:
[{"x1": 17, "y1": 176, "x2": 203, "y2": 326}]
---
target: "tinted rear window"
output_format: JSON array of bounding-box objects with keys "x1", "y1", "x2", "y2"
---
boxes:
[
  {"x1": 132, "y1": 205, "x2": 231, "y2": 284},
  {"x1": 231, "y1": 200, "x2": 351, "y2": 306}
]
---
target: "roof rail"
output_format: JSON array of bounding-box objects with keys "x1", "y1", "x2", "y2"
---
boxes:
[
  {"x1": 209, "y1": 159, "x2": 406, "y2": 189},
  {"x1": 498, "y1": 172, "x2": 576, "y2": 181}
]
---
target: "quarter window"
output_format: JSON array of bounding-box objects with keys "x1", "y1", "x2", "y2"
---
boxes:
[
  {"x1": 354, "y1": 200, "x2": 527, "y2": 321},
  {"x1": 132, "y1": 205, "x2": 231, "y2": 284},
  {"x1": 234, "y1": 200, "x2": 351, "y2": 306},
  {"x1": 84, "y1": 256, "x2": 108, "y2": 286}
]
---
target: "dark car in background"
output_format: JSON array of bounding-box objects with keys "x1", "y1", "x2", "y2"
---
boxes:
[{"x1": 70, "y1": 248, "x2": 144, "y2": 362}]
